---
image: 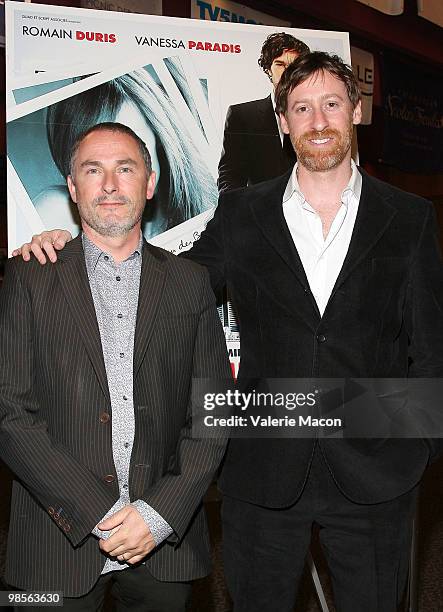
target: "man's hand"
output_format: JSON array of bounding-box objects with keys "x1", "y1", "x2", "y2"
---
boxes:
[
  {"x1": 12, "y1": 230, "x2": 72, "y2": 264},
  {"x1": 97, "y1": 505, "x2": 156, "y2": 564}
]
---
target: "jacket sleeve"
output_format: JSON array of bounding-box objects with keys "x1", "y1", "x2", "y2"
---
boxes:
[
  {"x1": 0, "y1": 261, "x2": 118, "y2": 547},
  {"x1": 217, "y1": 105, "x2": 249, "y2": 193},
  {"x1": 180, "y1": 193, "x2": 228, "y2": 295},
  {"x1": 404, "y1": 202, "x2": 443, "y2": 460},
  {"x1": 139, "y1": 269, "x2": 231, "y2": 542},
  {"x1": 405, "y1": 202, "x2": 443, "y2": 377}
]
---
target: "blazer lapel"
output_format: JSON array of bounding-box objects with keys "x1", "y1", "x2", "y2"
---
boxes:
[
  {"x1": 250, "y1": 172, "x2": 312, "y2": 293},
  {"x1": 261, "y1": 96, "x2": 296, "y2": 166},
  {"x1": 56, "y1": 236, "x2": 110, "y2": 403},
  {"x1": 329, "y1": 170, "x2": 397, "y2": 301},
  {"x1": 133, "y1": 241, "x2": 166, "y2": 377},
  {"x1": 260, "y1": 95, "x2": 280, "y2": 136}
]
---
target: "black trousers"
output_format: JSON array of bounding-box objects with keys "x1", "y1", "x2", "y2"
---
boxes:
[
  {"x1": 16, "y1": 565, "x2": 191, "y2": 612},
  {"x1": 222, "y1": 445, "x2": 418, "y2": 612}
]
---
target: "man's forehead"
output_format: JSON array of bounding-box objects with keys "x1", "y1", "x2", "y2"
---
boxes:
[
  {"x1": 75, "y1": 130, "x2": 141, "y2": 160},
  {"x1": 290, "y1": 70, "x2": 347, "y2": 97},
  {"x1": 80, "y1": 129, "x2": 136, "y2": 148},
  {"x1": 273, "y1": 49, "x2": 299, "y2": 63}
]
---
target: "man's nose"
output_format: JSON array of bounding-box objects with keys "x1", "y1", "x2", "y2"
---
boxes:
[
  {"x1": 310, "y1": 107, "x2": 328, "y2": 132},
  {"x1": 102, "y1": 171, "x2": 118, "y2": 194}
]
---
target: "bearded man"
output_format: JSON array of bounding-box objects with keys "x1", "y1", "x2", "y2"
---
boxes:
[
  {"x1": 13, "y1": 53, "x2": 443, "y2": 612},
  {"x1": 189, "y1": 51, "x2": 443, "y2": 612}
]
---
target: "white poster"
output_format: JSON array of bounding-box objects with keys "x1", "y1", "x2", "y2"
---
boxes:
[
  {"x1": 191, "y1": 0, "x2": 290, "y2": 26},
  {"x1": 6, "y1": 2, "x2": 350, "y2": 375},
  {"x1": 351, "y1": 46, "x2": 373, "y2": 125}
]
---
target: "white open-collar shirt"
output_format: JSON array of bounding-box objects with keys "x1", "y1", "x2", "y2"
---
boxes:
[{"x1": 282, "y1": 159, "x2": 362, "y2": 316}]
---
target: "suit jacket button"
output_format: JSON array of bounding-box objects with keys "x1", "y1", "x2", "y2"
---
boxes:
[
  {"x1": 104, "y1": 474, "x2": 115, "y2": 483},
  {"x1": 48, "y1": 507, "x2": 54, "y2": 515},
  {"x1": 54, "y1": 513, "x2": 60, "y2": 520},
  {"x1": 64, "y1": 524, "x2": 71, "y2": 532},
  {"x1": 317, "y1": 334, "x2": 326, "y2": 343},
  {"x1": 99, "y1": 412, "x2": 110, "y2": 423}
]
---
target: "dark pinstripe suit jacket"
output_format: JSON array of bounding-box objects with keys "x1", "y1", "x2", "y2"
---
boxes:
[{"x1": 0, "y1": 235, "x2": 231, "y2": 596}]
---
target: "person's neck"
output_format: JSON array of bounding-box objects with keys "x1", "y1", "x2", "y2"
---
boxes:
[
  {"x1": 297, "y1": 157, "x2": 353, "y2": 211},
  {"x1": 82, "y1": 223, "x2": 141, "y2": 263}
]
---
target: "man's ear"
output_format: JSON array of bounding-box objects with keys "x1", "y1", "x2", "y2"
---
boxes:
[
  {"x1": 146, "y1": 170, "x2": 156, "y2": 200},
  {"x1": 279, "y1": 113, "x2": 290, "y2": 135},
  {"x1": 67, "y1": 175, "x2": 77, "y2": 203},
  {"x1": 352, "y1": 100, "x2": 362, "y2": 126}
]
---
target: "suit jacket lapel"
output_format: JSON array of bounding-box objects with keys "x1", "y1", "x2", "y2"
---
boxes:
[
  {"x1": 133, "y1": 241, "x2": 166, "y2": 377},
  {"x1": 260, "y1": 95, "x2": 280, "y2": 136},
  {"x1": 329, "y1": 170, "x2": 397, "y2": 302},
  {"x1": 56, "y1": 236, "x2": 110, "y2": 403},
  {"x1": 249, "y1": 172, "x2": 315, "y2": 297},
  {"x1": 261, "y1": 96, "x2": 296, "y2": 165}
]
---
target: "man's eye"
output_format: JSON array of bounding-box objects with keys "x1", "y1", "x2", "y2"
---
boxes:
[
  {"x1": 87, "y1": 168, "x2": 99, "y2": 174},
  {"x1": 119, "y1": 167, "x2": 132, "y2": 173},
  {"x1": 296, "y1": 106, "x2": 308, "y2": 113},
  {"x1": 326, "y1": 101, "x2": 339, "y2": 108}
]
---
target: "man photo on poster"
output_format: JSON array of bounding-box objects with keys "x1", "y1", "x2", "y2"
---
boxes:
[
  {"x1": 217, "y1": 31, "x2": 309, "y2": 193},
  {"x1": 0, "y1": 122, "x2": 230, "y2": 611}
]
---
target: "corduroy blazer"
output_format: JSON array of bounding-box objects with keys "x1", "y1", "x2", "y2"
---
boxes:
[
  {"x1": 0, "y1": 236, "x2": 231, "y2": 596},
  {"x1": 187, "y1": 168, "x2": 443, "y2": 507},
  {"x1": 217, "y1": 95, "x2": 296, "y2": 193}
]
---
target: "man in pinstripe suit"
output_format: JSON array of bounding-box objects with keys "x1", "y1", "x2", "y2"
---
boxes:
[{"x1": 0, "y1": 123, "x2": 230, "y2": 611}]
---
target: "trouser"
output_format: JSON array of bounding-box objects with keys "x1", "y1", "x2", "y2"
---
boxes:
[
  {"x1": 16, "y1": 565, "x2": 191, "y2": 612},
  {"x1": 222, "y1": 445, "x2": 418, "y2": 612}
]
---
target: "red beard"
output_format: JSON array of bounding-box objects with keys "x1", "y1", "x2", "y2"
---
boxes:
[{"x1": 293, "y1": 125, "x2": 353, "y2": 172}]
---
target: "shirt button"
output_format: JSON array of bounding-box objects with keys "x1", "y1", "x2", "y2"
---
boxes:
[
  {"x1": 117, "y1": 314, "x2": 123, "y2": 319},
  {"x1": 104, "y1": 256, "x2": 109, "y2": 261},
  {"x1": 123, "y1": 395, "x2": 128, "y2": 401},
  {"x1": 123, "y1": 483, "x2": 129, "y2": 490},
  {"x1": 120, "y1": 353, "x2": 125, "y2": 358},
  {"x1": 124, "y1": 442, "x2": 129, "y2": 448},
  {"x1": 99, "y1": 412, "x2": 110, "y2": 423},
  {"x1": 116, "y1": 276, "x2": 121, "y2": 281},
  {"x1": 104, "y1": 474, "x2": 115, "y2": 484},
  {"x1": 317, "y1": 334, "x2": 327, "y2": 343}
]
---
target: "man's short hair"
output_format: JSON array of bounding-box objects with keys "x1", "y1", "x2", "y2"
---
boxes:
[
  {"x1": 258, "y1": 32, "x2": 310, "y2": 77},
  {"x1": 275, "y1": 51, "x2": 361, "y2": 115},
  {"x1": 69, "y1": 122, "x2": 152, "y2": 178}
]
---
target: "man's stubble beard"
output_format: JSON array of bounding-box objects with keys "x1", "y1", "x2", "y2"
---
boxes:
[
  {"x1": 292, "y1": 121, "x2": 354, "y2": 172},
  {"x1": 79, "y1": 196, "x2": 144, "y2": 238}
]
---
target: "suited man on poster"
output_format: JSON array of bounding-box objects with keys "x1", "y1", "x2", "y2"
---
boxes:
[
  {"x1": 217, "y1": 31, "x2": 310, "y2": 193},
  {"x1": 0, "y1": 123, "x2": 230, "y2": 611}
]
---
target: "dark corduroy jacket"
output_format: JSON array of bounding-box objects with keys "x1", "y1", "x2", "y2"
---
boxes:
[{"x1": 186, "y1": 168, "x2": 443, "y2": 507}]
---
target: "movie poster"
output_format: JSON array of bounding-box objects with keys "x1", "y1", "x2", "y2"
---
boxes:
[{"x1": 6, "y1": 1, "x2": 350, "y2": 374}]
